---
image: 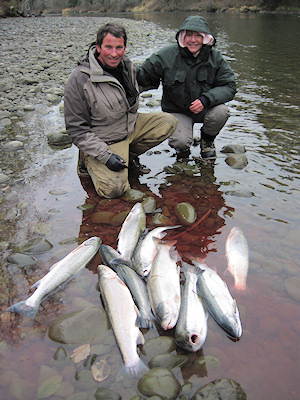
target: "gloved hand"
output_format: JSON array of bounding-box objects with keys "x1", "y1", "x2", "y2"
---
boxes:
[{"x1": 105, "y1": 154, "x2": 128, "y2": 172}]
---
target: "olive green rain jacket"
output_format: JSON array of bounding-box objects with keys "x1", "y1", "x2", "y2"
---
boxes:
[{"x1": 137, "y1": 15, "x2": 236, "y2": 115}]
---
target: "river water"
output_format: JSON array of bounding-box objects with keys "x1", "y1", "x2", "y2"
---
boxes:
[{"x1": 0, "y1": 11, "x2": 299, "y2": 400}]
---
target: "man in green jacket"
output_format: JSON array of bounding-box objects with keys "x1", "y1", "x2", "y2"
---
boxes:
[
  {"x1": 64, "y1": 22, "x2": 177, "y2": 198},
  {"x1": 137, "y1": 15, "x2": 236, "y2": 160}
]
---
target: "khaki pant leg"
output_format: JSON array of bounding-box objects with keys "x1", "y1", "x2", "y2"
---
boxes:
[
  {"x1": 129, "y1": 112, "x2": 177, "y2": 156},
  {"x1": 84, "y1": 139, "x2": 131, "y2": 199},
  {"x1": 202, "y1": 105, "x2": 230, "y2": 137}
]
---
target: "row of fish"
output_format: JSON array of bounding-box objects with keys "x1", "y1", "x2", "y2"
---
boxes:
[{"x1": 5, "y1": 202, "x2": 249, "y2": 380}]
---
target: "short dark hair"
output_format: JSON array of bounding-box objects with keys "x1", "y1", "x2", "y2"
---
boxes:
[{"x1": 96, "y1": 23, "x2": 127, "y2": 47}]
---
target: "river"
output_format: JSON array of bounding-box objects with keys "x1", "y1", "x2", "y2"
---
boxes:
[{"x1": 0, "y1": 11, "x2": 299, "y2": 400}]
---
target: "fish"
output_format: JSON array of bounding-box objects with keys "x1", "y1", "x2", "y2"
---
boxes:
[
  {"x1": 117, "y1": 202, "x2": 146, "y2": 260},
  {"x1": 175, "y1": 262, "x2": 208, "y2": 352},
  {"x1": 97, "y1": 264, "x2": 148, "y2": 380},
  {"x1": 132, "y1": 225, "x2": 181, "y2": 277},
  {"x1": 6, "y1": 236, "x2": 101, "y2": 319},
  {"x1": 225, "y1": 226, "x2": 249, "y2": 291},
  {"x1": 195, "y1": 260, "x2": 242, "y2": 339},
  {"x1": 99, "y1": 244, "x2": 155, "y2": 329},
  {"x1": 147, "y1": 240, "x2": 181, "y2": 330}
]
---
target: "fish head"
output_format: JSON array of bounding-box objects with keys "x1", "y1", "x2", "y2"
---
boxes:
[
  {"x1": 156, "y1": 301, "x2": 179, "y2": 330},
  {"x1": 97, "y1": 264, "x2": 117, "y2": 280},
  {"x1": 223, "y1": 312, "x2": 243, "y2": 339},
  {"x1": 175, "y1": 330, "x2": 206, "y2": 352}
]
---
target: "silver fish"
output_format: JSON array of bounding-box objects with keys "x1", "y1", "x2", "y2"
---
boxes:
[
  {"x1": 147, "y1": 240, "x2": 181, "y2": 330},
  {"x1": 195, "y1": 261, "x2": 242, "y2": 339},
  {"x1": 117, "y1": 202, "x2": 146, "y2": 260},
  {"x1": 100, "y1": 244, "x2": 155, "y2": 329},
  {"x1": 97, "y1": 264, "x2": 148, "y2": 380},
  {"x1": 225, "y1": 226, "x2": 249, "y2": 291},
  {"x1": 175, "y1": 262, "x2": 208, "y2": 352},
  {"x1": 6, "y1": 236, "x2": 101, "y2": 319},
  {"x1": 133, "y1": 225, "x2": 180, "y2": 277}
]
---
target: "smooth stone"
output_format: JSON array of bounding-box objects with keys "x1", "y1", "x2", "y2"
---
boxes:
[
  {"x1": 225, "y1": 154, "x2": 248, "y2": 169},
  {"x1": 142, "y1": 196, "x2": 156, "y2": 213},
  {"x1": 74, "y1": 369, "x2": 98, "y2": 391},
  {"x1": 18, "y1": 237, "x2": 53, "y2": 254},
  {"x1": 93, "y1": 387, "x2": 121, "y2": 400},
  {"x1": 142, "y1": 336, "x2": 177, "y2": 359},
  {"x1": 0, "y1": 117, "x2": 11, "y2": 126},
  {"x1": 0, "y1": 173, "x2": 10, "y2": 183},
  {"x1": 23, "y1": 104, "x2": 35, "y2": 111},
  {"x1": 6, "y1": 252, "x2": 37, "y2": 267},
  {"x1": 225, "y1": 190, "x2": 254, "y2": 198},
  {"x1": 195, "y1": 355, "x2": 221, "y2": 369},
  {"x1": 175, "y1": 202, "x2": 197, "y2": 225},
  {"x1": 37, "y1": 365, "x2": 63, "y2": 399},
  {"x1": 285, "y1": 277, "x2": 300, "y2": 302},
  {"x1": 138, "y1": 367, "x2": 181, "y2": 400},
  {"x1": 48, "y1": 307, "x2": 109, "y2": 344},
  {"x1": 66, "y1": 392, "x2": 89, "y2": 400},
  {"x1": 9, "y1": 377, "x2": 35, "y2": 400},
  {"x1": 149, "y1": 353, "x2": 189, "y2": 369},
  {"x1": 2, "y1": 140, "x2": 24, "y2": 151},
  {"x1": 221, "y1": 144, "x2": 246, "y2": 154},
  {"x1": 49, "y1": 189, "x2": 68, "y2": 195},
  {"x1": 90, "y1": 211, "x2": 114, "y2": 224},
  {"x1": 110, "y1": 210, "x2": 130, "y2": 226},
  {"x1": 149, "y1": 212, "x2": 171, "y2": 226},
  {"x1": 53, "y1": 346, "x2": 68, "y2": 361},
  {"x1": 122, "y1": 189, "x2": 145, "y2": 202},
  {"x1": 192, "y1": 378, "x2": 247, "y2": 400},
  {"x1": 47, "y1": 132, "x2": 72, "y2": 146}
]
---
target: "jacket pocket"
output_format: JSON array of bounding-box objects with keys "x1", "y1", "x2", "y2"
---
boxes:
[{"x1": 197, "y1": 67, "x2": 217, "y2": 85}]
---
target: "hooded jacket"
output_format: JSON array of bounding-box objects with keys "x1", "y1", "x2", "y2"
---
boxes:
[
  {"x1": 64, "y1": 45, "x2": 139, "y2": 164},
  {"x1": 137, "y1": 16, "x2": 236, "y2": 115}
]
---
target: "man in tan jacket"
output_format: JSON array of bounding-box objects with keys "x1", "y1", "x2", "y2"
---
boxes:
[{"x1": 64, "y1": 22, "x2": 177, "y2": 198}]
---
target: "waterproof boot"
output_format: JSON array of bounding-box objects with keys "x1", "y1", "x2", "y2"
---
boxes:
[
  {"x1": 200, "y1": 132, "x2": 216, "y2": 160},
  {"x1": 129, "y1": 157, "x2": 150, "y2": 174},
  {"x1": 176, "y1": 148, "x2": 191, "y2": 161}
]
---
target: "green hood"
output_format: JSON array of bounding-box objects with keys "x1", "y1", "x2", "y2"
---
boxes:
[{"x1": 176, "y1": 15, "x2": 214, "y2": 40}]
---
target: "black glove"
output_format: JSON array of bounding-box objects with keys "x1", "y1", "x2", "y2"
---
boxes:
[{"x1": 105, "y1": 154, "x2": 127, "y2": 172}]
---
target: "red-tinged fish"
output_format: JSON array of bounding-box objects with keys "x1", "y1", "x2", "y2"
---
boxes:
[{"x1": 225, "y1": 227, "x2": 249, "y2": 291}]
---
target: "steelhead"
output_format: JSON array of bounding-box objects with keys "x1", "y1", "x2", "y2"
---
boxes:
[
  {"x1": 175, "y1": 262, "x2": 208, "y2": 352},
  {"x1": 97, "y1": 265, "x2": 148, "y2": 380},
  {"x1": 6, "y1": 237, "x2": 101, "y2": 319},
  {"x1": 225, "y1": 226, "x2": 249, "y2": 291},
  {"x1": 117, "y1": 202, "x2": 146, "y2": 260},
  {"x1": 195, "y1": 261, "x2": 242, "y2": 339},
  {"x1": 133, "y1": 225, "x2": 180, "y2": 277},
  {"x1": 100, "y1": 244, "x2": 155, "y2": 329},
  {"x1": 147, "y1": 240, "x2": 181, "y2": 330}
]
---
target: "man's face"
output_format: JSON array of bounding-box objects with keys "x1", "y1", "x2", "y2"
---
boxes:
[
  {"x1": 96, "y1": 33, "x2": 126, "y2": 69},
  {"x1": 183, "y1": 30, "x2": 204, "y2": 54}
]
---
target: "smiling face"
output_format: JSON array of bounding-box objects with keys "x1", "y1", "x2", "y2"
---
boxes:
[
  {"x1": 96, "y1": 32, "x2": 126, "y2": 69},
  {"x1": 183, "y1": 30, "x2": 204, "y2": 54}
]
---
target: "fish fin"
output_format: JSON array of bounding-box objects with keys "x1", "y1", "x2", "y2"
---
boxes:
[
  {"x1": 30, "y1": 278, "x2": 42, "y2": 289},
  {"x1": 116, "y1": 358, "x2": 148, "y2": 382},
  {"x1": 137, "y1": 314, "x2": 155, "y2": 329},
  {"x1": 6, "y1": 300, "x2": 38, "y2": 320},
  {"x1": 182, "y1": 261, "x2": 203, "y2": 276}
]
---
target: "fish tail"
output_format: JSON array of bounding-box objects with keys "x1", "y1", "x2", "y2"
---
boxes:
[
  {"x1": 182, "y1": 261, "x2": 204, "y2": 276},
  {"x1": 6, "y1": 300, "x2": 38, "y2": 319},
  {"x1": 116, "y1": 359, "x2": 149, "y2": 382},
  {"x1": 137, "y1": 315, "x2": 156, "y2": 329}
]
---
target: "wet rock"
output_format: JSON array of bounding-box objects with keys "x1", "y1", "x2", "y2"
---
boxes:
[
  {"x1": 53, "y1": 346, "x2": 68, "y2": 361},
  {"x1": 149, "y1": 212, "x2": 172, "y2": 226},
  {"x1": 18, "y1": 237, "x2": 53, "y2": 254},
  {"x1": 6, "y1": 252, "x2": 37, "y2": 267},
  {"x1": 37, "y1": 365, "x2": 63, "y2": 399},
  {"x1": 93, "y1": 387, "x2": 121, "y2": 400},
  {"x1": 192, "y1": 378, "x2": 247, "y2": 400},
  {"x1": 9, "y1": 377, "x2": 35, "y2": 400},
  {"x1": 195, "y1": 355, "x2": 221, "y2": 370},
  {"x1": 110, "y1": 209, "x2": 130, "y2": 226},
  {"x1": 175, "y1": 202, "x2": 197, "y2": 225},
  {"x1": 48, "y1": 307, "x2": 109, "y2": 344},
  {"x1": 138, "y1": 367, "x2": 181, "y2": 400},
  {"x1": 122, "y1": 189, "x2": 145, "y2": 202},
  {"x1": 142, "y1": 196, "x2": 156, "y2": 213},
  {"x1": 285, "y1": 277, "x2": 300, "y2": 302},
  {"x1": 0, "y1": 173, "x2": 10, "y2": 184},
  {"x1": 23, "y1": 104, "x2": 35, "y2": 111},
  {"x1": 66, "y1": 393, "x2": 89, "y2": 400},
  {"x1": 225, "y1": 154, "x2": 248, "y2": 169},
  {"x1": 49, "y1": 189, "x2": 68, "y2": 196},
  {"x1": 225, "y1": 190, "x2": 253, "y2": 198},
  {"x1": 2, "y1": 140, "x2": 24, "y2": 151},
  {"x1": 90, "y1": 211, "x2": 114, "y2": 224},
  {"x1": 221, "y1": 144, "x2": 246, "y2": 154},
  {"x1": 142, "y1": 336, "x2": 177, "y2": 360},
  {"x1": 149, "y1": 353, "x2": 189, "y2": 369},
  {"x1": 74, "y1": 369, "x2": 98, "y2": 390},
  {"x1": 47, "y1": 131, "x2": 72, "y2": 146}
]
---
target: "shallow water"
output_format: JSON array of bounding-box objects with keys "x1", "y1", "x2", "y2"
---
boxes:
[{"x1": 0, "y1": 12, "x2": 299, "y2": 400}]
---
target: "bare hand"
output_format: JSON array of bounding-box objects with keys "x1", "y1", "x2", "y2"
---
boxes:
[{"x1": 189, "y1": 99, "x2": 204, "y2": 114}]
